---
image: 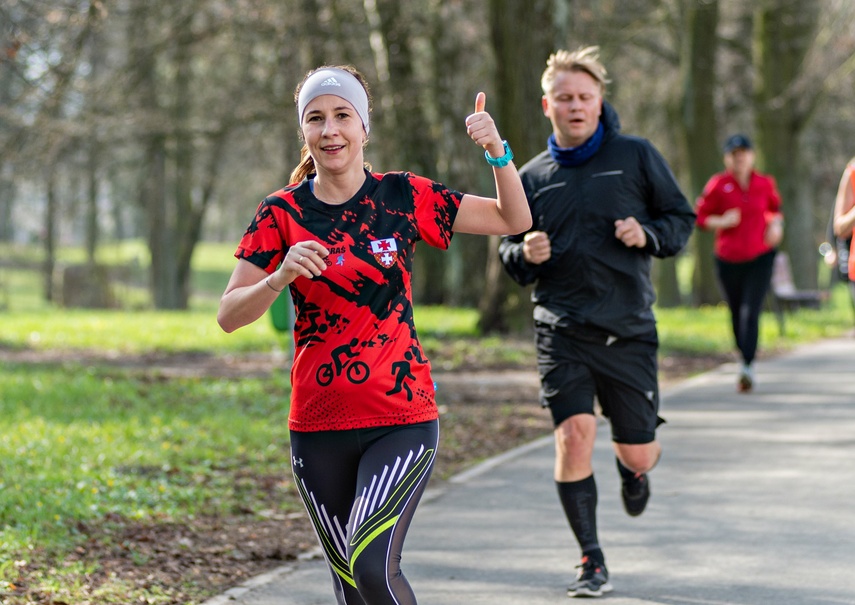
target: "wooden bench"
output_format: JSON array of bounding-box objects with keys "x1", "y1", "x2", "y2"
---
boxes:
[{"x1": 767, "y1": 251, "x2": 827, "y2": 334}]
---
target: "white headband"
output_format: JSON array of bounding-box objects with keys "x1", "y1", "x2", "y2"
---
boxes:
[{"x1": 297, "y1": 68, "x2": 370, "y2": 134}]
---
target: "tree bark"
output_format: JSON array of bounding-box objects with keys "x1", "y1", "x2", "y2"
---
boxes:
[
  {"x1": 680, "y1": 0, "x2": 722, "y2": 306},
  {"x1": 44, "y1": 165, "x2": 58, "y2": 303},
  {"x1": 127, "y1": 2, "x2": 263, "y2": 309},
  {"x1": 0, "y1": 60, "x2": 16, "y2": 243},
  {"x1": 478, "y1": 0, "x2": 554, "y2": 333},
  {"x1": 753, "y1": 0, "x2": 821, "y2": 289},
  {"x1": 0, "y1": 169, "x2": 14, "y2": 243},
  {"x1": 85, "y1": 140, "x2": 100, "y2": 266},
  {"x1": 424, "y1": 0, "x2": 492, "y2": 307}
]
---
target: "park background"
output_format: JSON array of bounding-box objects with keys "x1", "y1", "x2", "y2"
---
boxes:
[
  {"x1": 3, "y1": 0, "x2": 855, "y2": 320},
  {"x1": 2, "y1": 1, "x2": 855, "y2": 604}
]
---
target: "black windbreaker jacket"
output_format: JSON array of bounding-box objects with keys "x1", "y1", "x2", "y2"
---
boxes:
[{"x1": 499, "y1": 102, "x2": 696, "y2": 340}]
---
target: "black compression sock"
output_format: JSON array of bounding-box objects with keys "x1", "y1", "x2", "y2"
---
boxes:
[
  {"x1": 556, "y1": 475, "x2": 599, "y2": 553},
  {"x1": 583, "y1": 547, "x2": 605, "y2": 567}
]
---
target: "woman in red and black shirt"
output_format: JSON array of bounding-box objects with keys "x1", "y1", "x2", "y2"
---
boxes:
[
  {"x1": 217, "y1": 65, "x2": 530, "y2": 605},
  {"x1": 696, "y1": 134, "x2": 784, "y2": 393}
]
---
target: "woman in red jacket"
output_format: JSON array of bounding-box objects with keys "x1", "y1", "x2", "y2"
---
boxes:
[{"x1": 696, "y1": 134, "x2": 784, "y2": 392}]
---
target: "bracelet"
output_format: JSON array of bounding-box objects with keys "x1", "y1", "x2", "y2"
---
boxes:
[
  {"x1": 265, "y1": 277, "x2": 285, "y2": 293},
  {"x1": 484, "y1": 140, "x2": 514, "y2": 168}
]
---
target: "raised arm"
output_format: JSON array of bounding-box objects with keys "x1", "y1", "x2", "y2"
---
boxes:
[{"x1": 452, "y1": 92, "x2": 532, "y2": 236}]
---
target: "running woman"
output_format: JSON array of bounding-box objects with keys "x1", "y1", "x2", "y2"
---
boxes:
[
  {"x1": 696, "y1": 134, "x2": 784, "y2": 392},
  {"x1": 217, "y1": 65, "x2": 530, "y2": 605}
]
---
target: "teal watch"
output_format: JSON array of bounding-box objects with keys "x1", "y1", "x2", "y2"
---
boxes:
[{"x1": 484, "y1": 140, "x2": 514, "y2": 168}]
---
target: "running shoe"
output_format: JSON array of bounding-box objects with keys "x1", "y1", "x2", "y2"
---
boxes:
[
  {"x1": 567, "y1": 555, "x2": 612, "y2": 598},
  {"x1": 621, "y1": 472, "x2": 650, "y2": 517},
  {"x1": 738, "y1": 366, "x2": 754, "y2": 393}
]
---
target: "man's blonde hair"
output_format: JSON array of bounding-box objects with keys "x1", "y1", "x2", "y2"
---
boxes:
[{"x1": 541, "y1": 46, "x2": 610, "y2": 95}]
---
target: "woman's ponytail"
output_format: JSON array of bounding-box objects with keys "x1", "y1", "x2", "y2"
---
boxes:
[{"x1": 289, "y1": 145, "x2": 315, "y2": 184}]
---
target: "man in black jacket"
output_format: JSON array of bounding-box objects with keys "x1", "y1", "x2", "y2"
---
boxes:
[{"x1": 499, "y1": 46, "x2": 695, "y2": 598}]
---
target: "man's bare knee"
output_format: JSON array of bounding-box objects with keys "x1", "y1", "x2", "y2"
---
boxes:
[
  {"x1": 615, "y1": 441, "x2": 661, "y2": 474},
  {"x1": 554, "y1": 414, "x2": 598, "y2": 481}
]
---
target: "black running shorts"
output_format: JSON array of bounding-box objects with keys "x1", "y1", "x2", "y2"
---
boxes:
[{"x1": 534, "y1": 321, "x2": 664, "y2": 444}]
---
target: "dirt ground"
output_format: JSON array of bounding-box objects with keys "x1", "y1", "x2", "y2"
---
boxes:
[{"x1": 2, "y1": 346, "x2": 729, "y2": 604}]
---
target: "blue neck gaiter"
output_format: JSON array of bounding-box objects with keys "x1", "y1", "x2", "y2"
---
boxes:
[{"x1": 548, "y1": 122, "x2": 604, "y2": 167}]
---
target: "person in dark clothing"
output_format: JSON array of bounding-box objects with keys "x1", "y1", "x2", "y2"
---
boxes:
[{"x1": 499, "y1": 46, "x2": 695, "y2": 598}]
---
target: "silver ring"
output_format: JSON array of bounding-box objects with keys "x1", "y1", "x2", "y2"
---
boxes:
[{"x1": 298, "y1": 256, "x2": 304, "y2": 263}]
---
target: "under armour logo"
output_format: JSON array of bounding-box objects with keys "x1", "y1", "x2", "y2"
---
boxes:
[
  {"x1": 321, "y1": 77, "x2": 341, "y2": 87},
  {"x1": 292, "y1": 456, "x2": 304, "y2": 468}
]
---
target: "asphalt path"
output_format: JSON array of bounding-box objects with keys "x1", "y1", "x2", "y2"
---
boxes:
[{"x1": 203, "y1": 338, "x2": 855, "y2": 605}]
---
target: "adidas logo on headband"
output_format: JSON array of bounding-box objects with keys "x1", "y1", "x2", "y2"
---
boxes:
[{"x1": 321, "y1": 77, "x2": 341, "y2": 87}]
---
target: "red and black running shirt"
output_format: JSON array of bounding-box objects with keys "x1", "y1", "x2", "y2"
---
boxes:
[{"x1": 235, "y1": 170, "x2": 463, "y2": 431}]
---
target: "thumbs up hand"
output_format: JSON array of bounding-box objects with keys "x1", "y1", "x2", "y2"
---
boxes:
[
  {"x1": 465, "y1": 92, "x2": 505, "y2": 158},
  {"x1": 474, "y1": 91, "x2": 486, "y2": 114}
]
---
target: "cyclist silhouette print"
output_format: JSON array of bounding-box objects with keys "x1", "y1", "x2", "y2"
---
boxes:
[{"x1": 316, "y1": 338, "x2": 370, "y2": 387}]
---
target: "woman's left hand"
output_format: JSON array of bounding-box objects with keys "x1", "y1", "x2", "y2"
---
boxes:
[{"x1": 465, "y1": 92, "x2": 504, "y2": 159}]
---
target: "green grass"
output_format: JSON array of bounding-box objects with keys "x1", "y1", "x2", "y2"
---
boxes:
[
  {"x1": 0, "y1": 366, "x2": 294, "y2": 557},
  {"x1": 1, "y1": 308, "x2": 288, "y2": 354},
  {"x1": 656, "y1": 284, "x2": 854, "y2": 356}
]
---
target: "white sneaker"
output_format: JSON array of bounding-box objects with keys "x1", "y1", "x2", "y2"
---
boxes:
[{"x1": 738, "y1": 365, "x2": 754, "y2": 392}]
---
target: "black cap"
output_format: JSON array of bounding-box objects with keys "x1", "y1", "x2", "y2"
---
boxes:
[{"x1": 723, "y1": 134, "x2": 753, "y2": 153}]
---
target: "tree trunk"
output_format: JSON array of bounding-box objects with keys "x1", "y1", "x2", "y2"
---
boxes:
[
  {"x1": 365, "y1": 0, "x2": 452, "y2": 305},
  {"x1": 127, "y1": 3, "x2": 240, "y2": 309},
  {"x1": 0, "y1": 168, "x2": 14, "y2": 242},
  {"x1": 169, "y1": 20, "x2": 195, "y2": 310},
  {"x1": 0, "y1": 63, "x2": 15, "y2": 243},
  {"x1": 753, "y1": 1, "x2": 820, "y2": 289},
  {"x1": 84, "y1": 23, "x2": 106, "y2": 267},
  {"x1": 655, "y1": 257, "x2": 682, "y2": 307},
  {"x1": 479, "y1": 0, "x2": 554, "y2": 334},
  {"x1": 85, "y1": 140, "x2": 100, "y2": 266},
  {"x1": 44, "y1": 165, "x2": 58, "y2": 303},
  {"x1": 29, "y1": 4, "x2": 100, "y2": 302},
  {"x1": 371, "y1": 0, "x2": 437, "y2": 175},
  {"x1": 680, "y1": 0, "x2": 722, "y2": 306},
  {"x1": 424, "y1": 0, "x2": 491, "y2": 308},
  {"x1": 142, "y1": 137, "x2": 175, "y2": 309},
  {"x1": 127, "y1": 4, "x2": 180, "y2": 309}
]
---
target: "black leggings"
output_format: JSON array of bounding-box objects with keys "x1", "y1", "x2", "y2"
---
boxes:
[
  {"x1": 715, "y1": 250, "x2": 776, "y2": 366},
  {"x1": 290, "y1": 420, "x2": 438, "y2": 605}
]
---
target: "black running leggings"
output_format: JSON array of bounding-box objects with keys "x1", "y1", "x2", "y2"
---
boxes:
[
  {"x1": 715, "y1": 250, "x2": 776, "y2": 366},
  {"x1": 290, "y1": 420, "x2": 438, "y2": 605}
]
